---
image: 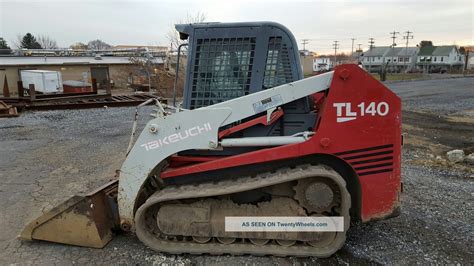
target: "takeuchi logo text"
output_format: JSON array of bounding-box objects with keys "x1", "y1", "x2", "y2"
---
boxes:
[{"x1": 140, "y1": 122, "x2": 212, "y2": 151}]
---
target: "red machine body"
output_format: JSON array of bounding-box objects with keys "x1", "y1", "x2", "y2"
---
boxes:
[{"x1": 162, "y1": 65, "x2": 402, "y2": 222}]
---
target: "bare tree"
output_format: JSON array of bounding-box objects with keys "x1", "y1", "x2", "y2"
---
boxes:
[
  {"x1": 166, "y1": 12, "x2": 206, "y2": 51},
  {"x1": 69, "y1": 42, "x2": 88, "y2": 50},
  {"x1": 13, "y1": 34, "x2": 24, "y2": 49},
  {"x1": 37, "y1": 35, "x2": 58, "y2": 49},
  {"x1": 87, "y1": 39, "x2": 111, "y2": 50},
  {"x1": 127, "y1": 54, "x2": 170, "y2": 96},
  {"x1": 165, "y1": 12, "x2": 206, "y2": 101}
]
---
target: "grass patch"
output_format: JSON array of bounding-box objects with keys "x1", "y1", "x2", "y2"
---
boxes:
[{"x1": 371, "y1": 73, "x2": 424, "y2": 81}]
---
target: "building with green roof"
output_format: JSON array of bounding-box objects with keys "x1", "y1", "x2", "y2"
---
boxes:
[{"x1": 417, "y1": 45, "x2": 464, "y2": 72}]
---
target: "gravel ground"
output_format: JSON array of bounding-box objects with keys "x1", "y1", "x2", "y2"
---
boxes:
[
  {"x1": 0, "y1": 78, "x2": 473, "y2": 265},
  {"x1": 386, "y1": 77, "x2": 474, "y2": 116}
]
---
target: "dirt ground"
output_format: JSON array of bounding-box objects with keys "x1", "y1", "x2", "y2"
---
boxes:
[{"x1": 0, "y1": 77, "x2": 473, "y2": 265}]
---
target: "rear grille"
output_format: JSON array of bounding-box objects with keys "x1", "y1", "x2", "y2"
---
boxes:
[{"x1": 334, "y1": 144, "x2": 394, "y2": 176}]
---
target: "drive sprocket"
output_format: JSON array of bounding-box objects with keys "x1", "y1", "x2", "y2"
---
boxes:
[{"x1": 293, "y1": 177, "x2": 341, "y2": 214}]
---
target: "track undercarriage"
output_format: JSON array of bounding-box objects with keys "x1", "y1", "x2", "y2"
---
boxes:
[{"x1": 135, "y1": 164, "x2": 351, "y2": 257}]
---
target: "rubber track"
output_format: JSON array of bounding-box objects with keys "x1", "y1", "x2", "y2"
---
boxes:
[{"x1": 135, "y1": 164, "x2": 351, "y2": 257}]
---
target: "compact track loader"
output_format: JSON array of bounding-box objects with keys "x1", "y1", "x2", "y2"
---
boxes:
[{"x1": 20, "y1": 22, "x2": 402, "y2": 257}]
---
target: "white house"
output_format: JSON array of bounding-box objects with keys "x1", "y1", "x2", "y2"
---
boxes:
[
  {"x1": 384, "y1": 47, "x2": 419, "y2": 73},
  {"x1": 417, "y1": 45, "x2": 464, "y2": 72},
  {"x1": 360, "y1": 47, "x2": 390, "y2": 72},
  {"x1": 468, "y1": 53, "x2": 474, "y2": 70},
  {"x1": 357, "y1": 44, "x2": 465, "y2": 73},
  {"x1": 313, "y1": 57, "x2": 333, "y2": 72}
]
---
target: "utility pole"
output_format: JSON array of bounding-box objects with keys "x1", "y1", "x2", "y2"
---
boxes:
[
  {"x1": 390, "y1": 31, "x2": 400, "y2": 48},
  {"x1": 464, "y1": 50, "x2": 469, "y2": 76},
  {"x1": 387, "y1": 31, "x2": 399, "y2": 75},
  {"x1": 351, "y1": 38, "x2": 356, "y2": 55},
  {"x1": 368, "y1": 38, "x2": 375, "y2": 49},
  {"x1": 301, "y1": 39, "x2": 309, "y2": 51},
  {"x1": 301, "y1": 39, "x2": 309, "y2": 74},
  {"x1": 403, "y1": 31, "x2": 414, "y2": 73},
  {"x1": 333, "y1": 40, "x2": 339, "y2": 68},
  {"x1": 357, "y1": 44, "x2": 363, "y2": 63},
  {"x1": 368, "y1": 38, "x2": 375, "y2": 73}
]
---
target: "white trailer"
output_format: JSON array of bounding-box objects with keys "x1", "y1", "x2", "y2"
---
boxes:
[{"x1": 20, "y1": 70, "x2": 63, "y2": 93}]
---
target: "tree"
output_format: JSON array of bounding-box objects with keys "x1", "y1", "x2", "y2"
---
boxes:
[
  {"x1": 87, "y1": 39, "x2": 111, "y2": 50},
  {"x1": 37, "y1": 35, "x2": 58, "y2": 49},
  {"x1": 70, "y1": 42, "x2": 88, "y2": 49},
  {"x1": 0, "y1": 38, "x2": 11, "y2": 54},
  {"x1": 165, "y1": 12, "x2": 206, "y2": 102},
  {"x1": 419, "y1": 40, "x2": 433, "y2": 47},
  {"x1": 0, "y1": 38, "x2": 10, "y2": 49},
  {"x1": 20, "y1": 33, "x2": 42, "y2": 49},
  {"x1": 166, "y1": 12, "x2": 206, "y2": 51},
  {"x1": 127, "y1": 53, "x2": 169, "y2": 95}
]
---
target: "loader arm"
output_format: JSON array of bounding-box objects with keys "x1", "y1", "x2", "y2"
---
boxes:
[{"x1": 117, "y1": 71, "x2": 334, "y2": 230}]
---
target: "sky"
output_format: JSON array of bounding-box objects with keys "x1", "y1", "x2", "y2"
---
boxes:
[{"x1": 0, "y1": 0, "x2": 473, "y2": 54}]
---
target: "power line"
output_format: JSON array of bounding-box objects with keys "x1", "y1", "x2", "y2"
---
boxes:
[
  {"x1": 357, "y1": 43, "x2": 363, "y2": 51},
  {"x1": 303, "y1": 27, "x2": 468, "y2": 40}
]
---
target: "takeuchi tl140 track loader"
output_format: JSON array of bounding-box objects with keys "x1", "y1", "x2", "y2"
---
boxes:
[{"x1": 20, "y1": 22, "x2": 402, "y2": 257}]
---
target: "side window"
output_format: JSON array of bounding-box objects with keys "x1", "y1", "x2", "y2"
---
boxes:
[
  {"x1": 263, "y1": 37, "x2": 293, "y2": 89},
  {"x1": 190, "y1": 38, "x2": 256, "y2": 109}
]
